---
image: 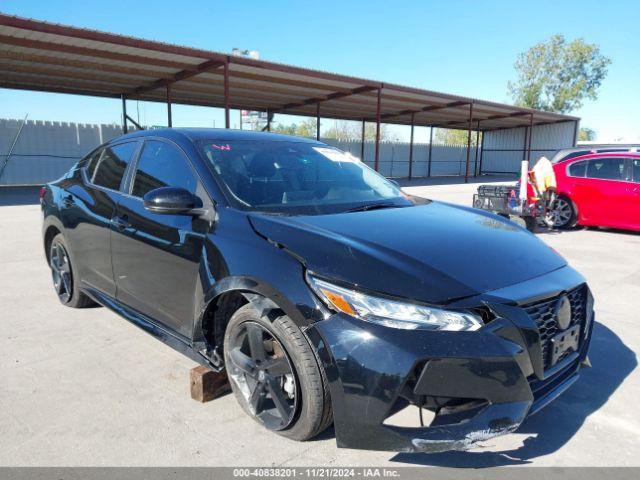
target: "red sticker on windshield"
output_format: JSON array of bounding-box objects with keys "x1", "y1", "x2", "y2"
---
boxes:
[{"x1": 211, "y1": 143, "x2": 231, "y2": 151}]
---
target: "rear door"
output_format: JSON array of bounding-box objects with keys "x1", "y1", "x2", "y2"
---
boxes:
[
  {"x1": 110, "y1": 138, "x2": 210, "y2": 338},
  {"x1": 67, "y1": 141, "x2": 139, "y2": 297},
  {"x1": 583, "y1": 157, "x2": 631, "y2": 228}
]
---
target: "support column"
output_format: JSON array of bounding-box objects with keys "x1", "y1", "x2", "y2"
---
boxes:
[
  {"x1": 572, "y1": 120, "x2": 579, "y2": 146},
  {"x1": 478, "y1": 127, "x2": 486, "y2": 176},
  {"x1": 166, "y1": 83, "x2": 172, "y2": 128},
  {"x1": 316, "y1": 103, "x2": 321, "y2": 141},
  {"x1": 473, "y1": 120, "x2": 480, "y2": 176},
  {"x1": 266, "y1": 110, "x2": 271, "y2": 132},
  {"x1": 360, "y1": 119, "x2": 365, "y2": 160},
  {"x1": 527, "y1": 113, "x2": 534, "y2": 160},
  {"x1": 374, "y1": 87, "x2": 381, "y2": 172},
  {"x1": 121, "y1": 94, "x2": 128, "y2": 134},
  {"x1": 464, "y1": 102, "x2": 474, "y2": 183},
  {"x1": 408, "y1": 113, "x2": 415, "y2": 180},
  {"x1": 427, "y1": 126, "x2": 434, "y2": 177},
  {"x1": 224, "y1": 58, "x2": 230, "y2": 129}
]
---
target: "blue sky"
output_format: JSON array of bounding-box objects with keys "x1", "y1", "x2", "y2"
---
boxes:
[{"x1": 1, "y1": 0, "x2": 639, "y2": 142}]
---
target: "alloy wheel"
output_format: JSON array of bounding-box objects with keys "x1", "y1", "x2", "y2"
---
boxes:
[
  {"x1": 50, "y1": 241, "x2": 73, "y2": 303},
  {"x1": 226, "y1": 321, "x2": 298, "y2": 430},
  {"x1": 546, "y1": 198, "x2": 573, "y2": 228}
]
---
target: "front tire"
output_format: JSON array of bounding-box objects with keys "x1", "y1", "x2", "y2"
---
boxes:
[
  {"x1": 223, "y1": 304, "x2": 332, "y2": 441},
  {"x1": 49, "y1": 234, "x2": 95, "y2": 308}
]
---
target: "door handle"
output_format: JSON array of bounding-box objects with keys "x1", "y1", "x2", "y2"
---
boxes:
[
  {"x1": 111, "y1": 215, "x2": 130, "y2": 230},
  {"x1": 62, "y1": 195, "x2": 75, "y2": 207}
]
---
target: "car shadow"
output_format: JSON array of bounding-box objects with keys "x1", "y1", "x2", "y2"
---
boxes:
[{"x1": 389, "y1": 322, "x2": 636, "y2": 467}]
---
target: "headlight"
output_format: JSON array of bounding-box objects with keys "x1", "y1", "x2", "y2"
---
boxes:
[{"x1": 307, "y1": 275, "x2": 482, "y2": 331}]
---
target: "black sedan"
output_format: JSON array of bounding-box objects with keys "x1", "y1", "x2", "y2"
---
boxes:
[{"x1": 41, "y1": 128, "x2": 594, "y2": 452}]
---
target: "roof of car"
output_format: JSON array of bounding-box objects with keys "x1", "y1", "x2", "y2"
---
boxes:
[
  {"x1": 111, "y1": 128, "x2": 324, "y2": 145},
  {"x1": 557, "y1": 151, "x2": 640, "y2": 164}
]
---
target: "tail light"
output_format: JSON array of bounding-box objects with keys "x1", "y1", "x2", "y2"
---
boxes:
[{"x1": 39, "y1": 186, "x2": 46, "y2": 203}]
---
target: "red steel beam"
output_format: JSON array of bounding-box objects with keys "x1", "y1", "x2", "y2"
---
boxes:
[
  {"x1": 166, "y1": 83, "x2": 172, "y2": 127},
  {"x1": 272, "y1": 85, "x2": 378, "y2": 114},
  {"x1": 224, "y1": 58, "x2": 230, "y2": 128},
  {"x1": 378, "y1": 100, "x2": 470, "y2": 121},
  {"x1": 408, "y1": 112, "x2": 415, "y2": 180},
  {"x1": 374, "y1": 88, "x2": 382, "y2": 172},
  {"x1": 464, "y1": 102, "x2": 474, "y2": 183},
  {"x1": 133, "y1": 58, "x2": 225, "y2": 95}
]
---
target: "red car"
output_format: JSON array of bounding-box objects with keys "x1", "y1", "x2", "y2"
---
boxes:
[{"x1": 550, "y1": 152, "x2": 640, "y2": 231}]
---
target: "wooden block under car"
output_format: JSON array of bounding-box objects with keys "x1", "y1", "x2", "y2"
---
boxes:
[{"x1": 190, "y1": 365, "x2": 230, "y2": 402}]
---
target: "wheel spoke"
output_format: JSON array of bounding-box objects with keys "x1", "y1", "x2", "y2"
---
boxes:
[
  {"x1": 249, "y1": 381, "x2": 265, "y2": 414},
  {"x1": 262, "y1": 356, "x2": 290, "y2": 377},
  {"x1": 246, "y1": 323, "x2": 266, "y2": 361},
  {"x1": 228, "y1": 347, "x2": 258, "y2": 378},
  {"x1": 61, "y1": 273, "x2": 71, "y2": 296},
  {"x1": 266, "y1": 377, "x2": 292, "y2": 423}
]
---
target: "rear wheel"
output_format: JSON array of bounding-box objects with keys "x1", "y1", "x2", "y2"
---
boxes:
[
  {"x1": 546, "y1": 196, "x2": 577, "y2": 229},
  {"x1": 224, "y1": 304, "x2": 332, "y2": 440},
  {"x1": 49, "y1": 234, "x2": 95, "y2": 308}
]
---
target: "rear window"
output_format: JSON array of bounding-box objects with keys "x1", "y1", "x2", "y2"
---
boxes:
[
  {"x1": 567, "y1": 160, "x2": 587, "y2": 177},
  {"x1": 90, "y1": 142, "x2": 138, "y2": 191},
  {"x1": 586, "y1": 158, "x2": 627, "y2": 181}
]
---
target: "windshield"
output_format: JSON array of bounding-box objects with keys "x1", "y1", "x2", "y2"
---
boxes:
[{"x1": 199, "y1": 140, "x2": 411, "y2": 214}]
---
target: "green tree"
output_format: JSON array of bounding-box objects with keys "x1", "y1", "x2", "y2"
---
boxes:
[
  {"x1": 508, "y1": 35, "x2": 611, "y2": 113},
  {"x1": 323, "y1": 121, "x2": 396, "y2": 141},
  {"x1": 578, "y1": 127, "x2": 596, "y2": 141},
  {"x1": 272, "y1": 118, "x2": 317, "y2": 137},
  {"x1": 434, "y1": 128, "x2": 480, "y2": 146}
]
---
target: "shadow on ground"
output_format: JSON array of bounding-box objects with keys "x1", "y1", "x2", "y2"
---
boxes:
[
  {"x1": 0, "y1": 186, "x2": 41, "y2": 206},
  {"x1": 390, "y1": 322, "x2": 636, "y2": 467}
]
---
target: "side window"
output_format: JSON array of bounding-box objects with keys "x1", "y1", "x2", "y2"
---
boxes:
[
  {"x1": 586, "y1": 157, "x2": 626, "y2": 181},
  {"x1": 633, "y1": 159, "x2": 640, "y2": 183},
  {"x1": 91, "y1": 142, "x2": 138, "y2": 191},
  {"x1": 131, "y1": 140, "x2": 197, "y2": 198},
  {"x1": 567, "y1": 160, "x2": 587, "y2": 177},
  {"x1": 84, "y1": 149, "x2": 103, "y2": 180}
]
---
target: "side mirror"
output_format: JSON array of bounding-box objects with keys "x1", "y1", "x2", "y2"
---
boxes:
[{"x1": 143, "y1": 187, "x2": 202, "y2": 215}]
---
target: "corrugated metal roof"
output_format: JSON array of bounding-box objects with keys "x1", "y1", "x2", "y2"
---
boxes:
[{"x1": 0, "y1": 14, "x2": 579, "y2": 131}]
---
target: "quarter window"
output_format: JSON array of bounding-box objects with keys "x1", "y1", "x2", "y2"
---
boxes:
[
  {"x1": 567, "y1": 160, "x2": 587, "y2": 177},
  {"x1": 91, "y1": 142, "x2": 138, "y2": 191},
  {"x1": 586, "y1": 158, "x2": 627, "y2": 181},
  {"x1": 632, "y1": 159, "x2": 640, "y2": 183},
  {"x1": 131, "y1": 140, "x2": 197, "y2": 198}
]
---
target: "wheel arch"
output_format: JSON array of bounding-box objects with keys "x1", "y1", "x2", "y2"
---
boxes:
[
  {"x1": 42, "y1": 216, "x2": 66, "y2": 262},
  {"x1": 193, "y1": 275, "x2": 312, "y2": 366}
]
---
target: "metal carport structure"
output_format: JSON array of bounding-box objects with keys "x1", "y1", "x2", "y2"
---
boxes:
[{"x1": 0, "y1": 13, "x2": 579, "y2": 182}]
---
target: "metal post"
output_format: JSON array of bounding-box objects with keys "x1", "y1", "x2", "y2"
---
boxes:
[
  {"x1": 166, "y1": 83, "x2": 172, "y2": 128},
  {"x1": 464, "y1": 102, "x2": 474, "y2": 183},
  {"x1": 316, "y1": 103, "x2": 321, "y2": 141},
  {"x1": 224, "y1": 58, "x2": 230, "y2": 129},
  {"x1": 522, "y1": 126, "x2": 528, "y2": 160},
  {"x1": 266, "y1": 110, "x2": 271, "y2": 132},
  {"x1": 121, "y1": 94, "x2": 128, "y2": 134},
  {"x1": 374, "y1": 87, "x2": 381, "y2": 172},
  {"x1": 572, "y1": 120, "x2": 579, "y2": 145},
  {"x1": 427, "y1": 126, "x2": 434, "y2": 177},
  {"x1": 473, "y1": 121, "x2": 480, "y2": 176},
  {"x1": 478, "y1": 128, "x2": 485, "y2": 176},
  {"x1": 408, "y1": 113, "x2": 415, "y2": 180},
  {"x1": 527, "y1": 113, "x2": 534, "y2": 160},
  {"x1": 360, "y1": 119, "x2": 365, "y2": 160}
]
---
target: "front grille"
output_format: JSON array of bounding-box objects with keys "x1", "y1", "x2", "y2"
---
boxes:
[{"x1": 523, "y1": 285, "x2": 587, "y2": 370}]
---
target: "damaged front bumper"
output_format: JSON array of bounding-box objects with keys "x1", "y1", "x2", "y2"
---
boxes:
[{"x1": 305, "y1": 271, "x2": 594, "y2": 453}]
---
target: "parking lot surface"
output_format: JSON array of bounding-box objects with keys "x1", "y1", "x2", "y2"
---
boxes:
[{"x1": 1, "y1": 178, "x2": 639, "y2": 467}]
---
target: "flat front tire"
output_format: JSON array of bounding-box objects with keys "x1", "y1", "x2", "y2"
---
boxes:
[{"x1": 224, "y1": 303, "x2": 332, "y2": 441}]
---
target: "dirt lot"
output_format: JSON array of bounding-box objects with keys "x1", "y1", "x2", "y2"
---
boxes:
[{"x1": 1, "y1": 179, "x2": 639, "y2": 467}]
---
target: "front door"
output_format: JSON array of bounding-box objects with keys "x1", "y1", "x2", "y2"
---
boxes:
[{"x1": 110, "y1": 139, "x2": 210, "y2": 338}]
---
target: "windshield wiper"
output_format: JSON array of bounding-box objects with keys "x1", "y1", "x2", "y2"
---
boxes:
[{"x1": 343, "y1": 202, "x2": 405, "y2": 213}]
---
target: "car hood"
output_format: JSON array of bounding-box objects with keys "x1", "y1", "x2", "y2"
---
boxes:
[{"x1": 248, "y1": 201, "x2": 566, "y2": 304}]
